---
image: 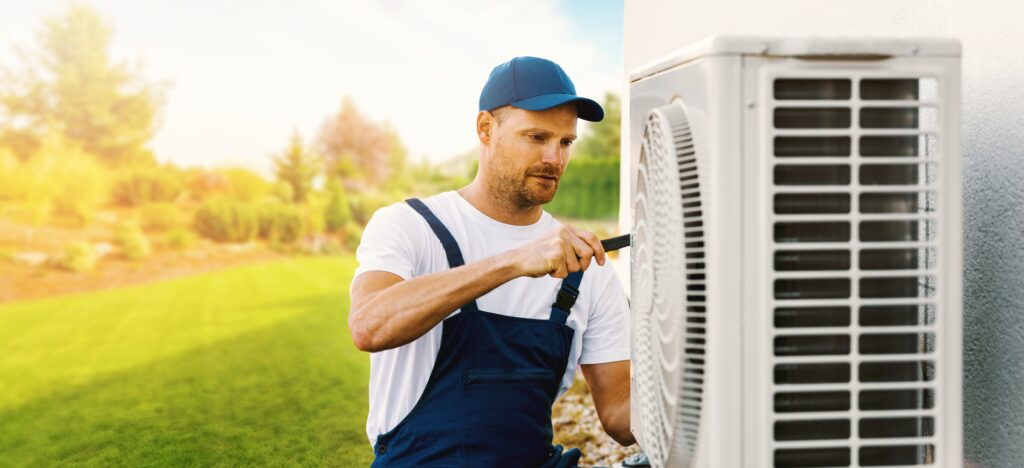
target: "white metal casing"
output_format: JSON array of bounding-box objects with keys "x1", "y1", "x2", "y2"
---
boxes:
[{"x1": 626, "y1": 36, "x2": 962, "y2": 468}]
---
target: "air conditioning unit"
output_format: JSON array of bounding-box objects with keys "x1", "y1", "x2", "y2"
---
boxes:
[{"x1": 626, "y1": 36, "x2": 962, "y2": 468}]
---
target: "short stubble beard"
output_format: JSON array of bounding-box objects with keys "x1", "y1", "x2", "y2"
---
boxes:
[{"x1": 487, "y1": 145, "x2": 560, "y2": 211}]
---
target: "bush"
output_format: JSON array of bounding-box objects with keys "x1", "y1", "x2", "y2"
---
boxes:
[
  {"x1": 114, "y1": 222, "x2": 151, "y2": 260},
  {"x1": 221, "y1": 167, "x2": 271, "y2": 202},
  {"x1": 112, "y1": 169, "x2": 184, "y2": 207},
  {"x1": 164, "y1": 227, "x2": 198, "y2": 250},
  {"x1": 50, "y1": 153, "x2": 109, "y2": 226},
  {"x1": 141, "y1": 203, "x2": 183, "y2": 231},
  {"x1": 257, "y1": 203, "x2": 304, "y2": 244},
  {"x1": 0, "y1": 138, "x2": 110, "y2": 226},
  {"x1": 349, "y1": 191, "x2": 393, "y2": 226},
  {"x1": 545, "y1": 157, "x2": 619, "y2": 220},
  {"x1": 57, "y1": 241, "x2": 97, "y2": 272},
  {"x1": 271, "y1": 181, "x2": 293, "y2": 204},
  {"x1": 342, "y1": 221, "x2": 363, "y2": 250},
  {"x1": 324, "y1": 178, "x2": 352, "y2": 232},
  {"x1": 193, "y1": 201, "x2": 258, "y2": 243}
]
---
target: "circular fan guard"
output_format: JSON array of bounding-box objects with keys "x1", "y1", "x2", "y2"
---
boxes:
[{"x1": 632, "y1": 101, "x2": 706, "y2": 468}]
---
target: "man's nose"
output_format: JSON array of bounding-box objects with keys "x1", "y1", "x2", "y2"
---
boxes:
[{"x1": 540, "y1": 142, "x2": 562, "y2": 164}]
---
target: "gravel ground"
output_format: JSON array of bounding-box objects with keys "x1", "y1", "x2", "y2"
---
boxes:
[{"x1": 553, "y1": 373, "x2": 641, "y2": 467}]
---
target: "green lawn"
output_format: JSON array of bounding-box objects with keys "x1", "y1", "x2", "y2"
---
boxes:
[{"x1": 0, "y1": 256, "x2": 374, "y2": 466}]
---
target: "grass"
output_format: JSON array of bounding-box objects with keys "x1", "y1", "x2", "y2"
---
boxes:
[{"x1": 0, "y1": 256, "x2": 373, "y2": 466}]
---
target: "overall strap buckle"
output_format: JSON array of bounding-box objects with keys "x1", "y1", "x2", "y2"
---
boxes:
[{"x1": 550, "y1": 271, "x2": 583, "y2": 324}]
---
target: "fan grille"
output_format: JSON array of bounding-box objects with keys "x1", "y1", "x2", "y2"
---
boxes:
[
  {"x1": 769, "y1": 76, "x2": 943, "y2": 466},
  {"x1": 633, "y1": 101, "x2": 705, "y2": 467}
]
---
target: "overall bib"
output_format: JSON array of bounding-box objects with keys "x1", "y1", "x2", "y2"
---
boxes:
[{"x1": 370, "y1": 198, "x2": 584, "y2": 468}]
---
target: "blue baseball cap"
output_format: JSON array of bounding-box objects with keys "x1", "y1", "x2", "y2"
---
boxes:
[{"x1": 479, "y1": 56, "x2": 604, "y2": 122}]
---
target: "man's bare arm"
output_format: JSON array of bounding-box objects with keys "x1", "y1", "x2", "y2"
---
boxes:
[
  {"x1": 581, "y1": 360, "x2": 634, "y2": 446},
  {"x1": 349, "y1": 255, "x2": 520, "y2": 352},
  {"x1": 348, "y1": 224, "x2": 606, "y2": 352}
]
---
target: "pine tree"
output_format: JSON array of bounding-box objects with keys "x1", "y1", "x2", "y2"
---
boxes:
[{"x1": 273, "y1": 131, "x2": 319, "y2": 204}]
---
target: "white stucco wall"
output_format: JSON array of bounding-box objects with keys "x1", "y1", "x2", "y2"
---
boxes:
[{"x1": 624, "y1": 1, "x2": 1024, "y2": 465}]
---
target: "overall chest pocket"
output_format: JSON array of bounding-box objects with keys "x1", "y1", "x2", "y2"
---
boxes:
[{"x1": 460, "y1": 368, "x2": 559, "y2": 467}]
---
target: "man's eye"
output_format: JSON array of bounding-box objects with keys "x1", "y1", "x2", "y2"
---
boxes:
[
  {"x1": 561, "y1": 139, "x2": 574, "y2": 147},
  {"x1": 529, "y1": 134, "x2": 544, "y2": 142}
]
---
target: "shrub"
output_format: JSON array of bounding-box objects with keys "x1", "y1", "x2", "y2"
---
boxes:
[
  {"x1": 141, "y1": 202, "x2": 183, "y2": 231},
  {"x1": 164, "y1": 227, "x2": 197, "y2": 250},
  {"x1": 50, "y1": 153, "x2": 109, "y2": 226},
  {"x1": 349, "y1": 191, "x2": 392, "y2": 226},
  {"x1": 221, "y1": 167, "x2": 271, "y2": 203},
  {"x1": 58, "y1": 241, "x2": 97, "y2": 272},
  {"x1": 112, "y1": 169, "x2": 184, "y2": 207},
  {"x1": 0, "y1": 139, "x2": 110, "y2": 226},
  {"x1": 186, "y1": 170, "x2": 229, "y2": 202},
  {"x1": 114, "y1": 222, "x2": 151, "y2": 260},
  {"x1": 193, "y1": 200, "x2": 258, "y2": 243},
  {"x1": 342, "y1": 221, "x2": 363, "y2": 250},
  {"x1": 271, "y1": 181, "x2": 293, "y2": 204},
  {"x1": 324, "y1": 178, "x2": 352, "y2": 232},
  {"x1": 257, "y1": 203, "x2": 304, "y2": 244}
]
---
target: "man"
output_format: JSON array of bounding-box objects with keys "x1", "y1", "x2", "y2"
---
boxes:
[{"x1": 349, "y1": 56, "x2": 633, "y2": 468}]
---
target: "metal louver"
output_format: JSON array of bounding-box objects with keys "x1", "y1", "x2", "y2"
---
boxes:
[
  {"x1": 770, "y1": 76, "x2": 943, "y2": 467},
  {"x1": 633, "y1": 101, "x2": 705, "y2": 468}
]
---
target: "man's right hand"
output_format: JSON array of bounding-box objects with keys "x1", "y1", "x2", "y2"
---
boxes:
[{"x1": 509, "y1": 224, "x2": 607, "y2": 278}]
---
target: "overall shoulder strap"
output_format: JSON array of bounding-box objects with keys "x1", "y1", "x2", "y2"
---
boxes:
[
  {"x1": 405, "y1": 198, "x2": 479, "y2": 313},
  {"x1": 550, "y1": 270, "x2": 583, "y2": 325}
]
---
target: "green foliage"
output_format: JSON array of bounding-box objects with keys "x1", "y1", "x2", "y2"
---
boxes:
[
  {"x1": 0, "y1": 4, "x2": 163, "y2": 165},
  {"x1": 574, "y1": 92, "x2": 621, "y2": 159},
  {"x1": 57, "y1": 240, "x2": 97, "y2": 272},
  {"x1": 163, "y1": 227, "x2": 197, "y2": 250},
  {"x1": 193, "y1": 200, "x2": 258, "y2": 243},
  {"x1": 220, "y1": 167, "x2": 271, "y2": 202},
  {"x1": 141, "y1": 202, "x2": 183, "y2": 231},
  {"x1": 257, "y1": 203, "x2": 305, "y2": 244},
  {"x1": 185, "y1": 169, "x2": 229, "y2": 202},
  {"x1": 112, "y1": 168, "x2": 184, "y2": 207},
  {"x1": 324, "y1": 178, "x2": 352, "y2": 232},
  {"x1": 273, "y1": 131, "x2": 319, "y2": 204},
  {"x1": 545, "y1": 158, "x2": 620, "y2": 220},
  {"x1": 271, "y1": 181, "x2": 294, "y2": 204},
  {"x1": 342, "y1": 221, "x2": 364, "y2": 250},
  {"x1": 114, "y1": 222, "x2": 151, "y2": 260},
  {"x1": 0, "y1": 132, "x2": 110, "y2": 225},
  {"x1": 301, "y1": 201, "x2": 326, "y2": 237},
  {"x1": 349, "y1": 191, "x2": 394, "y2": 226}
]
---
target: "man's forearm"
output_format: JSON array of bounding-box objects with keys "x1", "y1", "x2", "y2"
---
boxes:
[{"x1": 350, "y1": 251, "x2": 521, "y2": 352}]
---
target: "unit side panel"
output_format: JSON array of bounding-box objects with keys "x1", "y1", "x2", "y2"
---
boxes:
[{"x1": 703, "y1": 54, "x2": 745, "y2": 468}]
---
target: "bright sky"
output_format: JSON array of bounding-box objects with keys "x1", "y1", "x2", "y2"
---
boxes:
[{"x1": 0, "y1": 0, "x2": 624, "y2": 176}]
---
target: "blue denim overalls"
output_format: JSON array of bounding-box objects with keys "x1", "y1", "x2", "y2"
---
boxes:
[{"x1": 370, "y1": 198, "x2": 583, "y2": 468}]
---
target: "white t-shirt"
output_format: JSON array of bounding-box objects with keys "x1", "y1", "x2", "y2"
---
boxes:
[{"x1": 352, "y1": 190, "x2": 630, "y2": 446}]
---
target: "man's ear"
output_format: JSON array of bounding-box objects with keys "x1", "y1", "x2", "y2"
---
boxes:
[{"x1": 477, "y1": 111, "x2": 494, "y2": 144}]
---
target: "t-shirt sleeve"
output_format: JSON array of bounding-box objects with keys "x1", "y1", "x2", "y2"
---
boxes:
[
  {"x1": 352, "y1": 203, "x2": 425, "y2": 283},
  {"x1": 579, "y1": 262, "x2": 631, "y2": 365}
]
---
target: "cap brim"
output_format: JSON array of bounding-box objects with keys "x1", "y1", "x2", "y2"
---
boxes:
[{"x1": 511, "y1": 93, "x2": 604, "y2": 122}]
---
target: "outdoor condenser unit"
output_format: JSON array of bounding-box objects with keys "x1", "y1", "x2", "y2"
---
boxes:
[{"x1": 627, "y1": 36, "x2": 962, "y2": 468}]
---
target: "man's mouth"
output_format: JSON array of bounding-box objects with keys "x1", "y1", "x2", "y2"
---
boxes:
[{"x1": 530, "y1": 174, "x2": 559, "y2": 182}]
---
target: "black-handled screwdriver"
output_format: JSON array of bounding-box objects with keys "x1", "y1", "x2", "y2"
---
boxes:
[{"x1": 600, "y1": 234, "x2": 631, "y2": 252}]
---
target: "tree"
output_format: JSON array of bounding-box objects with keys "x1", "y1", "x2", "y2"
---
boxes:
[
  {"x1": 574, "y1": 92, "x2": 620, "y2": 160},
  {"x1": 316, "y1": 97, "x2": 393, "y2": 186},
  {"x1": 0, "y1": 4, "x2": 164, "y2": 165},
  {"x1": 273, "y1": 130, "x2": 319, "y2": 204}
]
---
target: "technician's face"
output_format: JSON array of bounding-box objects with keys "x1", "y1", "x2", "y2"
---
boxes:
[{"x1": 483, "y1": 105, "x2": 578, "y2": 208}]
